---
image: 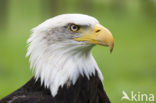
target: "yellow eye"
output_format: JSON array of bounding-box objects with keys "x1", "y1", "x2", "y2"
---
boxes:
[{"x1": 69, "y1": 24, "x2": 80, "y2": 32}]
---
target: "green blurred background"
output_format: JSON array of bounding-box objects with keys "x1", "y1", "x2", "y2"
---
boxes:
[{"x1": 0, "y1": 0, "x2": 156, "y2": 102}]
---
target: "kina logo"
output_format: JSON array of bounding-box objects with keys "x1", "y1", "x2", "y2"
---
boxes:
[{"x1": 121, "y1": 90, "x2": 154, "y2": 102}]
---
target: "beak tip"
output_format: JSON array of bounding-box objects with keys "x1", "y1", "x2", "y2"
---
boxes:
[
  {"x1": 110, "y1": 48, "x2": 113, "y2": 53},
  {"x1": 109, "y1": 43, "x2": 114, "y2": 54}
]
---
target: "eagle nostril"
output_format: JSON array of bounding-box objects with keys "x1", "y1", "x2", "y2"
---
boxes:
[{"x1": 95, "y1": 29, "x2": 101, "y2": 33}]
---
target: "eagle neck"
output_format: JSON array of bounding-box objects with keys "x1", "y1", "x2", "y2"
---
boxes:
[{"x1": 28, "y1": 41, "x2": 103, "y2": 97}]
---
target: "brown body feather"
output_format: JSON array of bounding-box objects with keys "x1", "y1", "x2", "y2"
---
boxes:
[{"x1": 0, "y1": 71, "x2": 110, "y2": 103}]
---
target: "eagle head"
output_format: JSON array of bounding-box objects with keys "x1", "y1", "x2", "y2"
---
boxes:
[{"x1": 26, "y1": 14, "x2": 114, "y2": 96}]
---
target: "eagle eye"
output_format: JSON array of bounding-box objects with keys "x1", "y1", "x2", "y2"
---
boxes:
[{"x1": 69, "y1": 24, "x2": 80, "y2": 32}]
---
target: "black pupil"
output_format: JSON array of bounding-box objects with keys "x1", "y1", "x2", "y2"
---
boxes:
[{"x1": 72, "y1": 25, "x2": 77, "y2": 30}]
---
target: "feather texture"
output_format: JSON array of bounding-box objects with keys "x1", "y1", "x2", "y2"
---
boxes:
[
  {"x1": 0, "y1": 71, "x2": 110, "y2": 103},
  {"x1": 26, "y1": 14, "x2": 103, "y2": 96}
]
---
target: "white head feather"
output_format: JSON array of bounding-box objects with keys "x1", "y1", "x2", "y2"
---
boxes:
[{"x1": 26, "y1": 14, "x2": 103, "y2": 97}]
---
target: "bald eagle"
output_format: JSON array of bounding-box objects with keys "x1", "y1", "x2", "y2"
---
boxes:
[{"x1": 0, "y1": 14, "x2": 114, "y2": 103}]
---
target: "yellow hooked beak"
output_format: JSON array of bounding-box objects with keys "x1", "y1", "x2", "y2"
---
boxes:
[{"x1": 74, "y1": 24, "x2": 114, "y2": 52}]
